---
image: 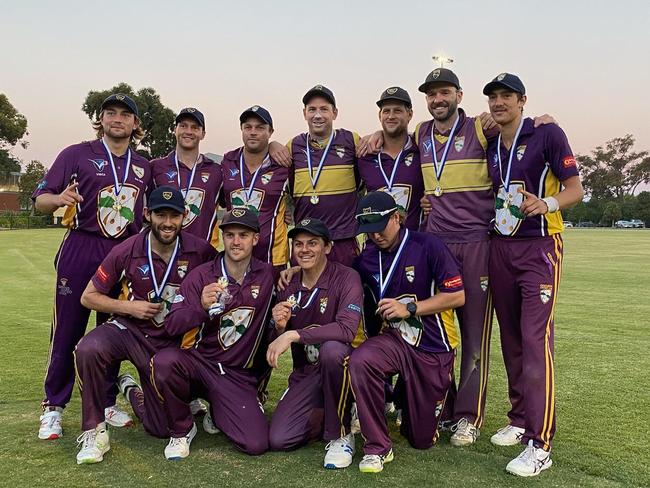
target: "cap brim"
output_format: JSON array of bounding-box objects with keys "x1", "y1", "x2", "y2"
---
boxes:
[
  {"x1": 376, "y1": 97, "x2": 412, "y2": 108},
  {"x1": 302, "y1": 90, "x2": 336, "y2": 107},
  {"x1": 356, "y1": 215, "x2": 391, "y2": 234},
  {"x1": 149, "y1": 203, "x2": 185, "y2": 214},
  {"x1": 482, "y1": 80, "x2": 524, "y2": 95},
  {"x1": 287, "y1": 226, "x2": 328, "y2": 241},
  {"x1": 176, "y1": 113, "x2": 204, "y2": 127}
]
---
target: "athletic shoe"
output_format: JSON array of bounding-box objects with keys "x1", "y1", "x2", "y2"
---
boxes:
[
  {"x1": 438, "y1": 419, "x2": 454, "y2": 432},
  {"x1": 450, "y1": 418, "x2": 480, "y2": 446},
  {"x1": 384, "y1": 402, "x2": 396, "y2": 415},
  {"x1": 117, "y1": 374, "x2": 139, "y2": 398},
  {"x1": 506, "y1": 439, "x2": 552, "y2": 477},
  {"x1": 190, "y1": 399, "x2": 208, "y2": 416},
  {"x1": 38, "y1": 408, "x2": 62, "y2": 440},
  {"x1": 202, "y1": 410, "x2": 220, "y2": 435},
  {"x1": 104, "y1": 405, "x2": 133, "y2": 428},
  {"x1": 76, "y1": 426, "x2": 110, "y2": 464},
  {"x1": 490, "y1": 424, "x2": 525, "y2": 446},
  {"x1": 395, "y1": 409, "x2": 402, "y2": 427},
  {"x1": 323, "y1": 433, "x2": 355, "y2": 469},
  {"x1": 359, "y1": 449, "x2": 394, "y2": 473},
  {"x1": 165, "y1": 423, "x2": 197, "y2": 460},
  {"x1": 350, "y1": 402, "x2": 360, "y2": 434}
]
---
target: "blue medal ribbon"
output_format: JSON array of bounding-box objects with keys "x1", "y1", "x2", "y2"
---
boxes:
[
  {"x1": 429, "y1": 115, "x2": 460, "y2": 183},
  {"x1": 378, "y1": 229, "x2": 410, "y2": 300},
  {"x1": 305, "y1": 130, "x2": 335, "y2": 191},
  {"x1": 101, "y1": 138, "x2": 131, "y2": 196},
  {"x1": 173, "y1": 152, "x2": 202, "y2": 198},
  {"x1": 146, "y1": 231, "x2": 180, "y2": 301},
  {"x1": 496, "y1": 117, "x2": 525, "y2": 199},
  {"x1": 377, "y1": 136, "x2": 410, "y2": 191},
  {"x1": 239, "y1": 150, "x2": 269, "y2": 202}
]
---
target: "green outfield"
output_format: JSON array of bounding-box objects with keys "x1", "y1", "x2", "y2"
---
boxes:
[{"x1": 0, "y1": 228, "x2": 648, "y2": 488}]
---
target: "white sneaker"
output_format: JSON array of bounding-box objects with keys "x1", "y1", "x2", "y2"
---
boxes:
[
  {"x1": 165, "y1": 423, "x2": 197, "y2": 460},
  {"x1": 76, "y1": 426, "x2": 110, "y2": 464},
  {"x1": 359, "y1": 449, "x2": 394, "y2": 473},
  {"x1": 38, "y1": 408, "x2": 62, "y2": 440},
  {"x1": 395, "y1": 409, "x2": 402, "y2": 427},
  {"x1": 450, "y1": 418, "x2": 480, "y2": 446},
  {"x1": 190, "y1": 399, "x2": 208, "y2": 416},
  {"x1": 506, "y1": 439, "x2": 552, "y2": 477},
  {"x1": 350, "y1": 402, "x2": 361, "y2": 434},
  {"x1": 202, "y1": 410, "x2": 220, "y2": 434},
  {"x1": 384, "y1": 402, "x2": 396, "y2": 415},
  {"x1": 324, "y1": 433, "x2": 355, "y2": 469},
  {"x1": 438, "y1": 419, "x2": 454, "y2": 432},
  {"x1": 491, "y1": 424, "x2": 525, "y2": 446},
  {"x1": 117, "y1": 374, "x2": 139, "y2": 398},
  {"x1": 104, "y1": 405, "x2": 133, "y2": 428}
]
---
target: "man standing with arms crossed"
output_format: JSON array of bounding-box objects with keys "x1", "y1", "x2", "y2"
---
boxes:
[
  {"x1": 151, "y1": 108, "x2": 223, "y2": 246},
  {"x1": 74, "y1": 186, "x2": 216, "y2": 463},
  {"x1": 33, "y1": 94, "x2": 150, "y2": 440}
]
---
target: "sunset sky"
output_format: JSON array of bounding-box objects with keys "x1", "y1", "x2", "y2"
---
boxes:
[{"x1": 3, "y1": 0, "x2": 649, "y2": 167}]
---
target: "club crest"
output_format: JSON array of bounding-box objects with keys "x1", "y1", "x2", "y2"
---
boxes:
[
  {"x1": 540, "y1": 284, "x2": 553, "y2": 304},
  {"x1": 163, "y1": 191, "x2": 173, "y2": 200},
  {"x1": 480, "y1": 276, "x2": 489, "y2": 292},
  {"x1": 516, "y1": 145, "x2": 527, "y2": 161},
  {"x1": 386, "y1": 87, "x2": 398, "y2": 95},
  {"x1": 261, "y1": 173, "x2": 272, "y2": 185},
  {"x1": 232, "y1": 208, "x2": 246, "y2": 217},
  {"x1": 182, "y1": 188, "x2": 204, "y2": 227},
  {"x1": 201, "y1": 172, "x2": 210, "y2": 183},
  {"x1": 300, "y1": 219, "x2": 311, "y2": 225},
  {"x1": 230, "y1": 188, "x2": 264, "y2": 215},
  {"x1": 177, "y1": 261, "x2": 188, "y2": 279},
  {"x1": 116, "y1": 94, "x2": 126, "y2": 101},
  {"x1": 97, "y1": 184, "x2": 139, "y2": 238},
  {"x1": 405, "y1": 266, "x2": 415, "y2": 283},
  {"x1": 454, "y1": 136, "x2": 465, "y2": 152},
  {"x1": 218, "y1": 307, "x2": 255, "y2": 349},
  {"x1": 132, "y1": 165, "x2": 145, "y2": 179},
  {"x1": 148, "y1": 285, "x2": 180, "y2": 326},
  {"x1": 319, "y1": 297, "x2": 328, "y2": 314},
  {"x1": 497, "y1": 73, "x2": 507, "y2": 81},
  {"x1": 334, "y1": 145, "x2": 345, "y2": 158},
  {"x1": 251, "y1": 285, "x2": 260, "y2": 299},
  {"x1": 404, "y1": 153, "x2": 413, "y2": 166},
  {"x1": 431, "y1": 69, "x2": 441, "y2": 79}
]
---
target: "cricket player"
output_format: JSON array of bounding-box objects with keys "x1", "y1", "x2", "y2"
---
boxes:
[
  {"x1": 350, "y1": 191, "x2": 465, "y2": 473},
  {"x1": 357, "y1": 87, "x2": 423, "y2": 230},
  {"x1": 73, "y1": 186, "x2": 216, "y2": 464},
  {"x1": 267, "y1": 218, "x2": 365, "y2": 469},
  {"x1": 221, "y1": 105, "x2": 290, "y2": 278},
  {"x1": 33, "y1": 93, "x2": 150, "y2": 440},
  {"x1": 150, "y1": 108, "x2": 223, "y2": 246},
  {"x1": 152, "y1": 208, "x2": 275, "y2": 459},
  {"x1": 483, "y1": 73, "x2": 583, "y2": 476},
  {"x1": 286, "y1": 85, "x2": 362, "y2": 267}
]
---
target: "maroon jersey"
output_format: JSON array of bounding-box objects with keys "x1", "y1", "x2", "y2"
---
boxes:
[
  {"x1": 277, "y1": 261, "x2": 365, "y2": 369},
  {"x1": 33, "y1": 139, "x2": 150, "y2": 239},
  {"x1": 165, "y1": 254, "x2": 275, "y2": 369},
  {"x1": 357, "y1": 135, "x2": 423, "y2": 230},
  {"x1": 487, "y1": 118, "x2": 579, "y2": 238},
  {"x1": 220, "y1": 148, "x2": 290, "y2": 266},
  {"x1": 91, "y1": 230, "x2": 216, "y2": 340},
  {"x1": 288, "y1": 129, "x2": 360, "y2": 240},
  {"x1": 150, "y1": 153, "x2": 223, "y2": 244}
]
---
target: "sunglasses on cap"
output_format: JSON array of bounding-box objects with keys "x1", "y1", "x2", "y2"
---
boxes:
[{"x1": 355, "y1": 207, "x2": 398, "y2": 224}]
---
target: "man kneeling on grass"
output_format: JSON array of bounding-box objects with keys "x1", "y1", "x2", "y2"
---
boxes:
[{"x1": 349, "y1": 191, "x2": 465, "y2": 473}]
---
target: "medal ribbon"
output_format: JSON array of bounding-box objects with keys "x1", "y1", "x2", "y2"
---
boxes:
[
  {"x1": 497, "y1": 117, "x2": 525, "y2": 195},
  {"x1": 146, "y1": 231, "x2": 180, "y2": 300},
  {"x1": 239, "y1": 150, "x2": 269, "y2": 202},
  {"x1": 305, "y1": 130, "x2": 335, "y2": 191},
  {"x1": 377, "y1": 137, "x2": 409, "y2": 191},
  {"x1": 220, "y1": 256, "x2": 247, "y2": 284},
  {"x1": 296, "y1": 287, "x2": 320, "y2": 310},
  {"x1": 174, "y1": 152, "x2": 202, "y2": 198},
  {"x1": 101, "y1": 138, "x2": 131, "y2": 196},
  {"x1": 378, "y1": 229, "x2": 410, "y2": 300},
  {"x1": 429, "y1": 115, "x2": 460, "y2": 183}
]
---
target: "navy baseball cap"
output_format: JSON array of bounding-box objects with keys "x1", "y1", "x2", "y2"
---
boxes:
[
  {"x1": 101, "y1": 93, "x2": 139, "y2": 117},
  {"x1": 288, "y1": 218, "x2": 331, "y2": 242},
  {"x1": 176, "y1": 107, "x2": 205, "y2": 128},
  {"x1": 483, "y1": 73, "x2": 526, "y2": 96},
  {"x1": 302, "y1": 85, "x2": 336, "y2": 107},
  {"x1": 356, "y1": 191, "x2": 399, "y2": 234},
  {"x1": 240, "y1": 105, "x2": 273, "y2": 128},
  {"x1": 219, "y1": 208, "x2": 260, "y2": 233},
  {"x1": 377, "y1": 86, "x2": 412, "y2": 109},
  {"x1": 148, "y1": 186, "x2": 185, "y2": 213},
  {"x1": 418, "y1": 68, "x2": 461, "y2": 93}
]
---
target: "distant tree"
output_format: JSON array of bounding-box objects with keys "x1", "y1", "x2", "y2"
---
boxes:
[
  {"x1": 578, "y1": 135, "x2": 650, "y2": 199},
  {"x1": 82, "y1": 83, "x2": 176, "y2": 159},
  {"x1": 635, "y1": 191, "x2": 650, "y2": 226},
  {"x1": 18, "y1": 160, "x2": 46, "y2": 213},
  {"x1": 0, "y1": 93, "x2": 28, "y2": 177},
  {"x1": 600, "y1": 201, "x2": 622, "y2": 227},
  {"x1": 0, "y1": 149, "x2": 21, "y2": 176}
]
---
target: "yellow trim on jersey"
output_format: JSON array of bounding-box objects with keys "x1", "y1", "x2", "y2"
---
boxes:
[
  {"x1": 475, "y1": 292, "x2": 493, "y2": 427},
  {"x1": 337, "y1": 356, "x2": 352, "y2": 438},
  {"x1": 73, "y1": 349, "x2": 83, "y2": 392},
  {"x1": 422, "y1": 159, "x2": 491, "y2": 193},
  {"x1": 181, "y1": 327, "x2": 199, "y2": 349},
  {"x1": 293, "y1": 165, "x2": 356, "y2": 196},
  {"x1": 150, "y1": 357, "x2": 165, "y2": 403},
  {"x1": 414, "y1": 122, "x2": 423, "y2": 146},
  {"x1": 119, "y1": 281, "x2": 130, "y2": 301},
  {"x1": 475, "y1": 118, "x2": 488, "y2": 151},
  {"x1": 210, "y1": 217, "x2": 222, "y2": 250},
  {"x1": 351, "y1": 318, "x2": 366, "y2": 348},
  {"x1": 441, "y1": 308, "x2": 459, "y2": 349},
  {"x1": 271, "y1": 195, "x2": 290, "y2": 266},
  {"x1": 351, "y1": 131, "x2": 360, "y2": 148},
  {"x1": 62, "y1": 204, "x2": 77, "y2": 228},
  {"x1": 543, "y1": 173, "x2": 564, "y2": 235},
  {"x1": 286, "y1": 140, "x2": 293, "y2": 157}
]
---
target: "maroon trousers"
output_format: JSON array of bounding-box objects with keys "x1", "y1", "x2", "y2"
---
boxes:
[{"x1": 489, "y1": 234, "x2": 563, "y2": 451}]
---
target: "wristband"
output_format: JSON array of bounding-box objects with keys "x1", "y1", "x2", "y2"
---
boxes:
[{"x1": 541, "y1": 196, "x2": 559, "y2": 213}]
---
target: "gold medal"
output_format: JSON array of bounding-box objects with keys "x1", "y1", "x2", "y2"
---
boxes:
[
  {"x1": 310, "y1": 195, "x2": 319, "y2": 205},
  {"x1": 433, "y1": 186, "x2": 443, "y2": 197},
  {"x1": 217, "y1": 276, "x2": 229, "y2": 288},
  {"x1": 287, "y1": 295, "x2": 297, "y2": 308}
]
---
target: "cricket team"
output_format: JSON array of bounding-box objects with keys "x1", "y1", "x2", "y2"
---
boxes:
[{"x1": 32, "y1": 67, "x2": 584, "y2": 477}]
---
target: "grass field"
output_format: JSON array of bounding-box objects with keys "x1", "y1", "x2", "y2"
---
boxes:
[{"x1": 0, "y1": 228, "x2": 648, "y2": 488}]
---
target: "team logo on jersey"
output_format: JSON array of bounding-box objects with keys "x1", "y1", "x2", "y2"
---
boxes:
[
  {"x1": 218, "y1": 307, "x2": 255, "y2": 349},
  {"x1": 423, "y1": 139, "x2": 432, "y2": 154},
  {"x1": 231, "y1": 188, "x2": 264, "y2": 216},
  {"x1": 166, "y1": 170, "x2": 178, "y2": 179},
  {"x1": 261, "y1": 173, "x2": 272, "y2": 185},
  {"x1": 334, "y1": 145, "x2": 346, "y2": 158},
  {"x1": 319, "y1": 297, "x2": 328, "y2": 314},
  {"x1": 404, "y1": 153, "x2": 414, "y2": 166},
  {"x1": 492, "y1": 154, "x2": 498, "y2": 164},
  {"x1": 57, "y1": 278, "x2": 72, "y2": 296},
  {"x1": 229, "y1": 168, "x2": 239, "y2": 178},
  {"x1": 148, "y1": 284, "x2": 180, "y2": 326},
  {"x1": 138, "y1": 264, "x2": 150, "y2": 276},
  {"x1": 132, "y1": 165, "x2": 145, "y2": 179},
  {"x1": 177, "y1": 261, "x2": 188, "y2": 279},
  {"x1": 540, "y1": 284, "x2": 553, "y2": 304},
  {"x1": 454, "y1": 136, "x2": 465, "y2": 152},
  {"x1": 182, "y1": 188, "x2": 205, "y2": 227},
  {"x1": 389, "y1": 296, "x2": 423, "y2": 346},
  {"x1": 89, "y1": 159, "x2": 107, "y2": 172},
  {"x1": 495, "y1": 183, "x2": 525, "y2": 236},
  {"x1": 480, "y1": 276, "x2": 489, "y2": 292},
  {"x1": 251, "y1": 285, "x2": 260, "y2": 299},
  {"x1": 516, "y1": 145, "x2": 526, "y2": 161},
  {"x1": 201, "y1": 172, "x2": 210, "y2": 183},
  {"x1": 405, "y1": 266, "x2": 415, "y2": 283},
  {"x1": 97, "y1": 184, "x2": 139, "y2": 238}
]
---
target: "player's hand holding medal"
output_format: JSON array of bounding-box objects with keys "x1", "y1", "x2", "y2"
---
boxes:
[{"x1": 202, "y1": 277, "x2": 233, "y2": 318}]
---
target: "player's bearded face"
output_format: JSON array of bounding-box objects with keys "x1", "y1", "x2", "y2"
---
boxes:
[
  {"x1": 149, "y1": 209, "x2": 184, "y2": 245},
  {"x1": 304, "y1": 98, "x2": 337, "y2": 139},
  {"x1": 101, "y1": 104, "x2": 138, "y2": 140},
  {"x1": 488, "y1": 89, "x2": 526, "y2": 125},
  {"x1": 379, "y1": 103, "x2": 412, "y2": 138},
  {"x1": 241, "y1": 118, "x2": 272, "y2": 154},
  {"x1": 292, "y1": 233, "x2": 331, "y2": 270},
  {"x1": 175, "y1": 118, "x2": 205, "y2": 151},
  {"x1": 426, "y1": 85, "x2": 462, "y2": 122},
  {"x1": 223, "y1": 226, "x2": 259, "y2": 262}
]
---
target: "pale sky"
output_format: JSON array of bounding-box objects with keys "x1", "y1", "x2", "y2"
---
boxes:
[{"x1": 3, "y1": 0, "x2": 649, "y2": 167}]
